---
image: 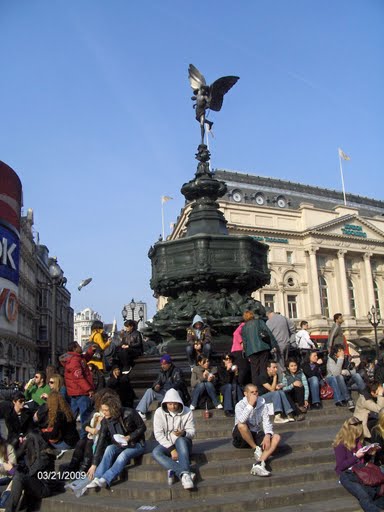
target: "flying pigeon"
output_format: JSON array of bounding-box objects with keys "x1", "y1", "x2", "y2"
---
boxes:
[{"x1": 78, "y1": 277, "x2": 92, "y2": 291}]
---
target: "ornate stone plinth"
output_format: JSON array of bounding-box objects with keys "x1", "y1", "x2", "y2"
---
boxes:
[{"x1": 146, "y1": 143, "x2": 270, "y2": 345}]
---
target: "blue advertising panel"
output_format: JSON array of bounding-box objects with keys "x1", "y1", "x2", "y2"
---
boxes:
[{"x1": 0, "y1": 224, "x2": 20, "y2": 286}]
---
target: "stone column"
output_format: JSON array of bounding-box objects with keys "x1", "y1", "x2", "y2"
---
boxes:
[
  {"x1": 308, "y1": 247, "x2": 321, "y2": 315},
  {"x1": 337, "y1": 250, "x2": 350, "y2": 315},
  {"x1": 364, "y1": 252, "x2": 376, "y2": 310},
  {"x1": 277, "y1": 285, "x2": 285, "y2": 315}
]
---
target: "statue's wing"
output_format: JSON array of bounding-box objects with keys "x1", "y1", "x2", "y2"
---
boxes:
[
  {"x1": 209, "y1": 76, "x2": 239, "y2": 111},
  {"x1": 188, "y1": 64, "x2": 206, "y2": 90}
]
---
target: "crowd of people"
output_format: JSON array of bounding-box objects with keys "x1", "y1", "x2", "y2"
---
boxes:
[{"x1": 0, "y1": 312, "x2": 383, "y2": 510}]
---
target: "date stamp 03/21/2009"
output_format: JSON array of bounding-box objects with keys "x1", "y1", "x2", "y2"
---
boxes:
[{"x1": 37, "y1": 471, "x2": 87, "y2": 480}]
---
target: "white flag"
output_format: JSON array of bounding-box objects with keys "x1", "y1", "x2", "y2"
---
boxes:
[
  {"x1": 338, "y1": 148, "x2": 351, "y2": 161},
  {"x1": 161, "y1": 195, "x2": 173, "y2": 204}
]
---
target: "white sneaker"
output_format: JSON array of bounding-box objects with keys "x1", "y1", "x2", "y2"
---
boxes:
[
  {"x1": 189, "y1": 405, "x2": 195, "y2": 411},
  {"x1": 137, "y1": 411, "x2": 146, "y2": 421},
  {"x1": 274, "y1": 413, "x2": 290, "y2": 424},
  {"x1": 98, "y1": 477, "x2": 107, "y2": 488},
  {"x1": 86, "y1": 478, "x2": 101, "y2": 489},
  {"x1": 254, "y1": 446, "x2": 263, "y2": 461},
  {"x1": 250, "y1": 462, "x2": 270, "y2": 477},
  {"x1": 181, "y1": 472, "x2": 194, "y2": 489},
  {"x1": 216, "y1": 404, "x2": 223, "y2": 409}
]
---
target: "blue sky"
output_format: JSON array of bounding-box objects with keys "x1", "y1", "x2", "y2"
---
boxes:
[{"x1": 1, "y1": 0, "x2": 383, "y2": 324}]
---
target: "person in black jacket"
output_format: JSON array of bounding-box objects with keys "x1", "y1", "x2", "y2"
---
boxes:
[
  {"x1": 4, "y1": 430, "x2": 63, "y2": 512},
  {"x1": 302, "y1": 350, "x2": 323, "y2": 409},
  {"x1": 135, "y1": 355, "x2": 189, "y2": 420},
  {"x1": 85, "y1": 393, "x2": 146, "y2": 489},
  {"x1": 114, "y1": 320, "x2": 143, "y2": 372},
  {"x1": 218, "y1": 353, "x2": 243, "y2": 417},
  {"x1": 0, "y1": 392, "x2": 34, "y2": 456},
  {"x1": 87, "y1": 364, "x2": 106, "y2": 393},
  {"x1": 107, "y1": 366, "x2": 135, "y2": 408},
  {"x1": 35, "y1": 391, "x2": 79, "y2": 450}
]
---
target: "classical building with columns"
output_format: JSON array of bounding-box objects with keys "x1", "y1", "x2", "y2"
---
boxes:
[{"x1": 170, "y1": 169, "x2": 384, "y2": 341}]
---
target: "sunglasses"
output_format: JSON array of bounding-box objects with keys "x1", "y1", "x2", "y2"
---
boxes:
[
  {"x1": 17, "y1": 399, "x2": 25, "y2": 403},
  {"x1": 349, "y1": 417, "x2": 363, "y2": 426}
]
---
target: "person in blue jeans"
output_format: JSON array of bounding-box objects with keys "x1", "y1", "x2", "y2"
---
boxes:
[
  {"x1": 86, "y1": 394, "x2": 146, "y2": 489},
  {"x1": 334, "y1": 416, "x2": 384, "y2": 512},
  {"x1": 189, "y1": 356, "x2": 223, "y2": 411},
  {"x1": 218, "y1": 353, "x2": 243, "y2": 417},
  {"x1": 152, "y1": 388, "x2": 196, "y2": 490},
  {"x1": 327, "y1": 345, "x2": 359, "y2": 410},
  {"x1": 302, "y1": 350, "x2": 323, "y2": 409}
]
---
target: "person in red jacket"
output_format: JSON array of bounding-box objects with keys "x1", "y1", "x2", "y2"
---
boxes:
[{"x1": 59, "y1": 342, "x2": 96, "y2": 439}]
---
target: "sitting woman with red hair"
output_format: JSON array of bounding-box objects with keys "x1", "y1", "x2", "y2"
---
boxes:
[{"x1": 35, "y1": 391, "x2": 79, "y2": 452}]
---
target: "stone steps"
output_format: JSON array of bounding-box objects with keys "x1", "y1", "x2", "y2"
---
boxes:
[
  {"x1": 38, "y1": 355, "x2": 359, "y2": 511},
  {"x1": 40, "y1": 418, "x2": 357, "y2": 512},
  {"x1": 41, "y1": 478, "x2": 357, "y2": 512}
]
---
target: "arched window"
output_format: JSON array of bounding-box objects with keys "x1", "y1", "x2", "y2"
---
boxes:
[
  {"x1": 319, "y1": 276, "x2": 329, "y2": 317},
  {"x1": 374, "y1": 281, "x2": 381, "y2": 315},
  {"x1": 347, "y1": 278, "x2": 356, "y2": 317}
]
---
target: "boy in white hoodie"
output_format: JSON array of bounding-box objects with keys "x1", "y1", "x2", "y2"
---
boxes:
[{"x1": 152, "y1": 389, "x2": 196, "y2": 490}]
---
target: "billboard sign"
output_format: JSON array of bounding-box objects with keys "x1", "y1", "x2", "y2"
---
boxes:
[{"x1": 0, "y1": 161, "x2": 21, "y2": 334}]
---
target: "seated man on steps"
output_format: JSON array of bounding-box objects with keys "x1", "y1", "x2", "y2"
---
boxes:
[
  {"x1": 136, "y1": 355, "x2": 189, "y2": 420},
  {"x1": 232, "y1": 383, "x2": 281, "y2": 477},
  {"x1": 255, "y1": 360, "x2": 305, "y2": 423}
]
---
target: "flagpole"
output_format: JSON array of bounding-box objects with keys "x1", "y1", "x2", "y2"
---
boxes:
[
  {"x1": 338, "y1": 151, "x2": 347, "y2": 206},
  {"x1": 161, "y1": 198, "x2": 165, "y2": 240}
]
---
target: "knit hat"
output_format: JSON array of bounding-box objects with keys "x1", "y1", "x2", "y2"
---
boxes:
[{"x1": 160, "y1": 354, "x2": 172, "y2": 364}]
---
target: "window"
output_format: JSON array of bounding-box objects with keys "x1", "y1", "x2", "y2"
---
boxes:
[
  {"x1": 374, "y1": 281, "x2": 381, "y2": 315},
  {"x1": 319, "y1": 276, "x2": 329, "y2": 317},
  {"x1": 286, "y1": 251, "x2": 293, "y2": 264},
  {"x1": 317, "y1": 255, "x2": 327, "y2": 269},
  {"x1": 287, "y1": 295, "x2": 297, "y2": 319},
  {"x1": 345, "y1": 258, "x2": 353, "y2": 271},
  {"x1": 347, "y1": 278, "x2": 356, "y2": 317},
  {"x1": 264, "y1": 294, "x2": 275, "y2": 311},
  {"x1": 287, "y1": 277, "x2": 295, "y2": 287}
]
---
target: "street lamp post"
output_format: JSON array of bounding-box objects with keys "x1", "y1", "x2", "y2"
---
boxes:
[
  {"x1": 48, "y1": 258, "x2": 64, "y2": 367},
  {"x1": 138, "y1": 306, "x2": 144, "y2": 329},
  {"x1": 129, "y1": 298, "x2": 136, "y2": 321},
  {"x1": 367, "y1": 305, "x2": 382, "y2": 359},
  {"x1": 121, "y1": 306, "x2": 128, "y2": 322}
]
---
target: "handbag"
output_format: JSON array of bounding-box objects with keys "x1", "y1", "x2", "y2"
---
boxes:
[
  {"x1": 320, "y1": 380, "x2": 334, "y2": 400},
  {"x1": 352, "y1": 462, "x2": 384, "y2": 495}
]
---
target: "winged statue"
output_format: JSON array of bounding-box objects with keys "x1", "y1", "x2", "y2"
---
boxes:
[{"x1": 188, "y1": 64, "x2": 239, "y2": 144}]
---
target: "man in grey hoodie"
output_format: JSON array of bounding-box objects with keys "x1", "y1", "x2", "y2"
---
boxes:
[{"x1": 152, "y1": 389, "x2": 196, "y2": 490}]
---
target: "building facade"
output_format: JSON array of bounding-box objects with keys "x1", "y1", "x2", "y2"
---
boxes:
[
  {"x1": 35, "y1": 244, "x2": 73, "y2": 370},
  {"x1": 170, "y1": 169, "x2": 384, "y2": 341},
  {"x1": 0, "y1": 161, "x2": 73, "y2": 382},
  {"x1": 74, "y1": 307, "x2": 102, "y2": 348}
]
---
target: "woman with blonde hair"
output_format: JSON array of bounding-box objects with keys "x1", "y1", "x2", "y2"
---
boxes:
[
  {"x1": 241, "y1": 310, "x2": 277, "y2": 383},
  {"x1": 36, "y1": 391, "x2": 79, "y2": 451},
  {"x1": 334, "y1": 416, "x2": 383, "y2": 511}
]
